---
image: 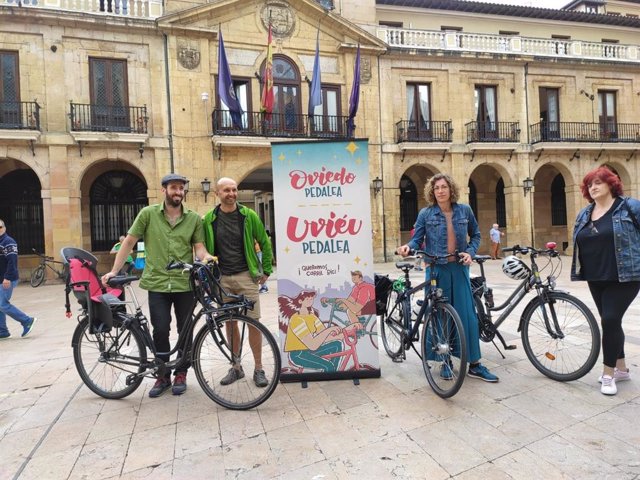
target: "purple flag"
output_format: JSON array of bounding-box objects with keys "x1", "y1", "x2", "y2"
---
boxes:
[
  {"x1": 308, "y1": 28, "x2": 322, "y2": 116},
  {"x1": 217, "y1": 29, "x2": 243, "y2": 129},
  {"x1": 346, "y1": 44, "x2": 360, "y2": 138}
]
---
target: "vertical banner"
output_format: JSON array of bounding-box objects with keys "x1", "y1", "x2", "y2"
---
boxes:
[{"x1": 273, "y1": 139, "x2": 380, "y2": 383}]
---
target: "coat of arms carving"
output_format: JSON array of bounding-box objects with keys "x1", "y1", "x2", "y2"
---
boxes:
[{"x1": 178, "y1": 45, "x2": 201, "y2": 70}]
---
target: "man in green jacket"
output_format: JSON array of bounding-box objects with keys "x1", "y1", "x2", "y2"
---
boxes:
[{"x1": 202, "y1": 177, "x2": 273, "y2": 387}]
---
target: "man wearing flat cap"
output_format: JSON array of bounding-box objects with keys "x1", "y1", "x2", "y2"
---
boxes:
[{"x1": 102, "y1": 173, "x2": 214, "y2": 398}]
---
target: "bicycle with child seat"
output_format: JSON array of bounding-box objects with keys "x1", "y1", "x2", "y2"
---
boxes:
[
  {"x1": 31, "y1": 248, "x2": 67, "y2": 287},
  {"x1": 380, "y1": 250, "x2": 468, "y2": 399},
  {"x1": 63, "y1": 251, "x2": 280, "y2": 410},
  {"x1": 471, "y1": 243, "x2": 599, "y2": 381}
]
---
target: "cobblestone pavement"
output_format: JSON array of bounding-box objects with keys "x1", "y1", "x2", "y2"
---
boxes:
[{"x1": 1, "y1": 256, "x2": 639, "y2": 479}]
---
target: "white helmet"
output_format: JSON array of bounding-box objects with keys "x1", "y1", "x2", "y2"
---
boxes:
[{"x1": 502, "y1": 256, "x2": 530, "y2": 280}]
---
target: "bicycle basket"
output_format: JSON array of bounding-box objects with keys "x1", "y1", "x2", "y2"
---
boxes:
[{"x1": 374, "y1": 274, "x2": 393, "y2": 315}]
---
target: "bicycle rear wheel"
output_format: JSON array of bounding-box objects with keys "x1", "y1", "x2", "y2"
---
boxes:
[
  {"x1": 422, "y1": 302, "x2": 467, "y2": 398},
  {"x1": 521, "y1": 291, "x2": 600, "y2": 381},
  {"x1": 30, "y1": 264, "x2": 46, "y2": 287},
  {"x1": 193, "y1": 313, "x2": 280, "y2": 410},
  {"x1": 72, "y1": 316, "x2": 146, "y2": 399},
  {"x1": 380, "y1": 290, "x2": 404, "y2": 359}
]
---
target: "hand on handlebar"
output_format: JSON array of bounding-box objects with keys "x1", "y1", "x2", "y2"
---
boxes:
[
  {"x1": 101, "y1": 271, "x2": 116, "y2": 287},
  {"x1": 458, "y1": 252, "x2": 472, "y2": 266},
  {"x1": 396, "y1": 245, "x2": 410, "y2": 257}
]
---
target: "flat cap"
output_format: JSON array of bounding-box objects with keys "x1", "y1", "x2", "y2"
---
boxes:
[{"x1": 161, "y1": 173, "x2": 188, "y2": 186}]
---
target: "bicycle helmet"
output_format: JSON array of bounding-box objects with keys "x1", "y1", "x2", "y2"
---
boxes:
[{"x1": 502, "y1": 255, "x2": 531, "y2": 280}]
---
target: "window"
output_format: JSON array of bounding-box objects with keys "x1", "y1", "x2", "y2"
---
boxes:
[
  {"x1": 399, "y1": 176, "x2": 417, "y2": 231},
  {"x1": 0, "y1": 169, "x2": 44, "y2": 254},
  {"x1": 598, "y1": 90, "x2": 617, "y2": 138},
  {"x1": 406, "y1": 83, "x2": 431, "y2": 140},
  {"x1": 0, "y1": 51, "x2": 20, "y2": 128},
  {"x1": 217, "y1": 77, "x2": 252, "y2": 129},
  {"x1": 474, "y1": 85, "x2": 497, "y2": 139},
  {"x1": 551, "y1": 175, "x2": 567, "y2": 226},
  {"x1": 89, "y1": 58, "x2": 129, "y2": 131},
  {"x1": 379, "y1": 21, "x2": 403, "y2": 28},
  {"x1": 310, "y1": 85, "x2": 343, "y2": 136},
  {"x1": 539, "y1": 87, "x2": 560, "y2": 140},
  {"x1": 90, "y1": 171, "x2": 148, "y2": 251},
  {"x1": 261, "y1": 55, "x2": 303, "y2": 134}
]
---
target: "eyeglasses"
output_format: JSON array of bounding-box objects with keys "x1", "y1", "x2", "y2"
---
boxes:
[{"x1": 588, "y1": 221, "x2": 598, "y2": 235}]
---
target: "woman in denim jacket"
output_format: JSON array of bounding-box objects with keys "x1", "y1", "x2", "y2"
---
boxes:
[
  {"x1": 571, "y1": 166, "x2": 640, "y2": 395},
  {"x1": 397, "y1": 173, "x2": 498, "y2": 383}
]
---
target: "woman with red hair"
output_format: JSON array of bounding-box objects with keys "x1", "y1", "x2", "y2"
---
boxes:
[{"x1": 571, "y1": 166, "x2": 640, "y2": 395}]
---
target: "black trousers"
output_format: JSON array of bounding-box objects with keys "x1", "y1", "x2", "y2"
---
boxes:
[
  {"x1": 148, "y1": 291, "x2": 195, "y2": 377},
  {"x1": 588, "y1": 280, "x2": 640, "y2": 368}
]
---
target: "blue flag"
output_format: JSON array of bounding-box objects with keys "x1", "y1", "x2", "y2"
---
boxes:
[
  {"x1": 308, "y1": 29, "x2": 322, "y2": 116},
  {"x1": 347, "y1": 44, "x2": 360, "y2": 138},
  {"x1": 217, "y1": 30, "x2": 243, "y2": 129}
]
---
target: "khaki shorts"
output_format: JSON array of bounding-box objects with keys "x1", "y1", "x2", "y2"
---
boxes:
[{"x1": 219, "y1": 270, "x2": 261, "y2": 320}]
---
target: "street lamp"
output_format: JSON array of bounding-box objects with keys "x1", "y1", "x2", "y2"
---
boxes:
[
  {"x1": 372, "y1": 176, "x2": 383, "y2": 197},
  {"x1": 201, "y1": 178, "x2": 211, "y2": 202},
  {"x1": 522, "y1": 177, "x2": 534, "y2": 196}
]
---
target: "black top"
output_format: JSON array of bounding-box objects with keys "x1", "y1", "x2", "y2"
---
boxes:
[
  {"x1": 576, "y1": 197, "x2": 621, "y2": 281},
  {"x1": 213, "y1": 208, "x2": 248, "y2": 275}
]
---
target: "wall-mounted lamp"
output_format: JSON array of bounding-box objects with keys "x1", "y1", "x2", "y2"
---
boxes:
[
  {"x1": 522, "y1": 177, "x2": 534, "y2": 196},
  {"x1": 372, "y1": 176, "x2": 383, "y2": 197},
  {"x1": 184, "y1": 180, "x2": 190, "y2": 201},
  {"x1": 201, "y1": 177, "x2": 211, "y2": 202},
  {"x1": 579, "y1": 89, "x2": 595, "y2": 101},
  {"x1": 138, "y1": 143, "x2": 145, "y2": 158},
  {"x1": 201, "y1": 92, "x2": 209, "y2": 102},
  {"x1": 254, "y1": 71, "x2": 263, "y2": 82}
]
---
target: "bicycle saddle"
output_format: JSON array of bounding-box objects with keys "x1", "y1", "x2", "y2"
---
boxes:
[
  {"x1": 395, "y1": 262, "x2": 415, "y2": 271},
  {"x1": 474, "y1": 255, "x2": 492, "y2": 263}
]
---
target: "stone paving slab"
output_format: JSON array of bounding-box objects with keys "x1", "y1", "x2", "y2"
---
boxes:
[{"x1": 1, "y1": 257, "x2": 639, "y2": 479}]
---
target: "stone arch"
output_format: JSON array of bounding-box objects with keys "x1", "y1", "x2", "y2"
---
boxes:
[
  {"x1": 397, "y1": 163, "x2": 439, "y2": 244},
  {"x1": 531, "y1": 163, "x2": 572, "y2": 251},
  {"x1": 0, "y1": 163, "x2": 44, "y2": 254}
]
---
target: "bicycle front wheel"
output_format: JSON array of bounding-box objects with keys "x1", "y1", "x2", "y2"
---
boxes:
[
  {"x1": 380, "y1": 290, "x2": 404, "y2": 359},
  {"x1": 422, "y1": 302, "x2": 467, "y2": 399},
  {"x1": 193, "y1": 313, "x2": 280, "y2": 410},
  {"x1": 72, "y1": 316, "x2": 146, "y2": 399},
  {"x1": 30, "y1": 265, "x2": 46, "y2": 287},
  {"x1": 521, "y1": 291, "x2": 600, "y2": 381}
]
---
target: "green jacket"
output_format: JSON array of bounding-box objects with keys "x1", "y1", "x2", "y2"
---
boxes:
[{"x1": 202, "y1": 203, "x2": 273, "y2": 278}]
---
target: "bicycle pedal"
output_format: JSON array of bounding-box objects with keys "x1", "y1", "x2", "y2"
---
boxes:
[
  {"x1": 392, "y1": 356, "x2": 404, "y2": 363},
  {"x1": 505, "y1": 345, "x2": 517, "y2": 350}
]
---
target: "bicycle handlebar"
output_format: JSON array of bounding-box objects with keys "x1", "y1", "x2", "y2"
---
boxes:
[
  {"x1": 32, "y1": 248, "x2": 59, "y2": 262},
  {"x1": 408, "y1": 249, "x2": 462, "y2": 264},
  {"x1": 501, "y1": 242, "x2": 559, "y2": 258}
]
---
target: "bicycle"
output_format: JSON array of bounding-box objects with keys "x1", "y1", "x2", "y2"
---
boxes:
[
  {"x1": 63, "y1": 247, "x2": 280, "y2": 410},
  {"x1": 471, "y1": 242, "x2": 600, "y2": 382},
  {"x1": 380, "y1": 250, "x2": 468, "y2": 398},
  {"x1": 319, "y1": 296, "x2": 378, "y2": 349},
  {"x1": 31, "y1": 248, "x2": 67, "y2": 287}
]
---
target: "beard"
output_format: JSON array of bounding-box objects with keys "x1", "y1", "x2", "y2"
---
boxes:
[{"x1": 165, "y1": 192, "x2": 183, "y2": 208}]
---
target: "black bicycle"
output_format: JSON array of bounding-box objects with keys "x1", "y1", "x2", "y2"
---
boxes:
[
  {"x1": 380, "y1": 250, "x2": 467, "y2": 398},
  {"x1": 64, "y1": 251, "x2": 280, "y2": 410},
  {"x1": 471, "y1": 242, "x2": 600, "y2": 381},
  {"x1": 31, "y1": 249, "x2": 67, "y2": 287}
]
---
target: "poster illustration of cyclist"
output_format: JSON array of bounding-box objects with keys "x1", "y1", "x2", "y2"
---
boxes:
[{"x1": 272, "y1": 139, "x2": 380, "y2": 382}]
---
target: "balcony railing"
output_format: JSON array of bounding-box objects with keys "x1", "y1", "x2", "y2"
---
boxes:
[
  {"x1": 212, "y1": 110, "x2": 350, "y2": 139},
  {"x1": 530, "y1": 122, "x2": 640, "y2": 144},
  {"x1": 396, "y1": 120, "x2": 452, "y2": 143},
  {"x1": 377, "y1": 27, "x2": 639, "y2": 63},
  {"x1": 2, "y1": 0, "x2": 163, "y2": 19},
  {"x1": 70, "y1": 103, "x2": 148, "y2": 134},
  {"x1": 0, "y1": 101, "x2": 40, "y2": 130},
  {"x1": 466, "y1": 121, "x2": 520, "y2": 143}
]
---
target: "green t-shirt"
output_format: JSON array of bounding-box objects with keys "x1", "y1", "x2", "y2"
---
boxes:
[{"x1": 128, "y1": 203, "x2": 205, "y2": 292}]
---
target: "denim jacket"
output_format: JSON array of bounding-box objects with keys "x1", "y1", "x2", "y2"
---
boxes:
[
  {"x1": 571, "y1": 196, "x2": 640, "y2": 282},
  {"x1": 408, "y1": 203, "x2": 481, "y2": 264}
]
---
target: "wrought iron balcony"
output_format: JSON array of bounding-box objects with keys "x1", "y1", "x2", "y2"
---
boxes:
[
  {"x1": 212, "y1": 110, "x2": 350, "y2": 139},
  {"x1": 0, "y1": 101, "x2": 40, "y2": 130},
  {"x1": 396, "y1": 120, "x2": 453, "y2": 143},
  {"x1": 70, "y1": 103, "x2": 148, "y2": 134},
  {"x1": 465, "y1": 121, "x2": 520, "y2": 143},
  {"x1": 530, "y1": 122, "x2": 640, "y2": 144},
  {"x1": 2, "y1": 0, "x2": 163, "y2": 19}
]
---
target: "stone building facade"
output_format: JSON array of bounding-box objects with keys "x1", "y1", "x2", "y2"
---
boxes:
[{"x1": 1, "y1": 0, "x2": 639, "y2": 276}]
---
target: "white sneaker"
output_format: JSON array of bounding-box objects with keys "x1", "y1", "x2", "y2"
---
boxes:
[
  {"x1": 598, "y1": 368, "x2": 630, "y2": 383},
  {"x1": 600, "y1": 375, "x2": 617, "y2": 395}
]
